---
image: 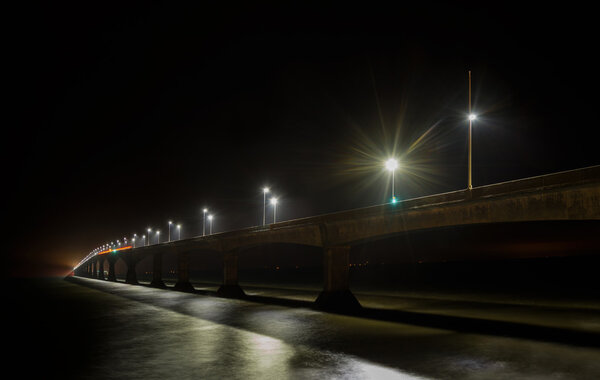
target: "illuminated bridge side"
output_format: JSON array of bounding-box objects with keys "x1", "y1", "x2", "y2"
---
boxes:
[{"x1": 75, "y1": 165, "x2": 600, "y2": 310}]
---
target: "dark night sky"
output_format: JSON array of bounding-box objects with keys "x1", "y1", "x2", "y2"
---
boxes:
[{"x1": 5, "y1": 2, "x2": 599, "y2": 277}]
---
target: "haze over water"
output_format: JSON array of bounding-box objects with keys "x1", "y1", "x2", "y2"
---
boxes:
[{"x1": 10, "y1": 277, "x2": 600, "y2": 379}]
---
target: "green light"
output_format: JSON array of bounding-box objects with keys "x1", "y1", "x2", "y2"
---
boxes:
[{"x1": 391, "y1": 196, "x2": 397, "y2": 204}]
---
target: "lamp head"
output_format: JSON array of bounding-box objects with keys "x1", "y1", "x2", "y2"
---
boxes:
[{"x1": 385, "y1": 158, "x2": 398, "y2": 171}]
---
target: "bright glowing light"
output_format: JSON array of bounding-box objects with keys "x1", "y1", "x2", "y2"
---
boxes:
[
  {"x1": 208, "y1": 214, "x2": 213, "y2": 221},
  {"x1": 263, "y1": 187, "x2": 270, "y2": 193},
  {"x1": 391, "y1": 196, "x2": 397, "y2": 204},
  {"x1": 270, "y1": 197, "x2": 278, "y2": 205},
  {"x1": 203, "y1": 208, "x2": 208, "y2": 213},
  {"x1": 385, "y1": 158, "x2": 398, "y2": 171},
  {"x1": 97, "y1": 246, "x2": 133, "y2": 255},
  {"x1": 469, "y1": 114, "x2": 477, "y2": 121},
  {"x1": 177, "y1": 224, "x2": 181, "y2": 229},
  {"x1": 169, "y1": 221, "x2": 172, "y2": 225}
]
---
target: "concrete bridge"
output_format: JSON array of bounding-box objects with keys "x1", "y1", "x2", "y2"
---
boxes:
[{"x1": 75, "y1": 165, "x2": 600, "y2": 309}]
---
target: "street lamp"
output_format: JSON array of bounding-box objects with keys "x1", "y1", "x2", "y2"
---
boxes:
[
  {"x1": 132, "y1": 238, "x2": 136, "y2": 248},
  {"x1": 270, "y1": 197, "x2": 278, "y2": 223},
  {"x1": 156, "y1": 230, "x2": 160, "y2": 244},
  {"x1": 262, "y1": 187, "x2": 270, "y2": 226},
  {"x1": 468, "y1": 70, "x2": 477, "y2": 190},
  {"x1": 177, "y1": 224, "x2": 181, "y2": 240},
  {"x1": 168, "y1": 221, "x2": 172, "y2": 242},
  {"x1": 208, "y1": 214, "x2": 213, "y2": 234},
  {"x1": 385, "y1": 158, "x2": 399, "y2": 203},
  {"x1": 142, "y1": 235, "x2": 146, "y2": 246},
  {"x1": 203, "y1": 208, "x2": 208, "y2": 236},
  {"x1": 147, "y1": 228, "x2": 151, "y2": 246}
]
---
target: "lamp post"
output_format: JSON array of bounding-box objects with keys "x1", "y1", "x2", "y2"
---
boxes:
[
  {"x1": 203, "y1": 208, "x2": 208, "y2": 236},
  {"x1": 133, "y1": 234, "x2": 137, "y2": 248},
  {"x1": 147, "y1": 228, "x2": 151, "y2": 246},
  {"x1": 385, "y1": 158, "x2": 399, "y2": 203},
  {"x1": 468, "y1": 70, "x2": 477, "y2": 190},
  {"x1": 271, "y1": 197, "x2": 278, "y2": 223},
  {"x1": 263, "y1": 187, "x2": 270, "y2": 226},
  {"x1": 142, "y1": 235, "x2": 146, "y2": 246},
  {"x1": 168, "y1": 221, "x2": 172, "y2": 242},
  {"x1": 208, "y1": 214, "x2": 213, "y2": 234},
  {"x1": 177, "y1": 224, "x2": 181, "y2": 240},
  {"x1": 156, "y1": 230, "x2": 160, "y2": 244}
]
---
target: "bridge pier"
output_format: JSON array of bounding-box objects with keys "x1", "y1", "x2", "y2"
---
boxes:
[
  {"x1": 107, "y1": 256, "x2": 117, "y2": 282},
  {"x1": 97, "y1": 257, "x2": 105, "y2": 280},
  {"x1": 315, "y1": 246, "x2": 361, "y2": 311},
  {"x1": 92, "y1": 260, "x2": 98, "y2": 279},
  {"x1": 150, "y1": 252, "x2": 166, "y2": 288},
  {"x1": 174, "y1": 252, "x2": 195, "y2": 292},
  {"x1": 217, "y1": 251, "x2": 246, "y2": 298},
  {"x1": 124, "y1": 255, "x2": 139, "y2": 285}
]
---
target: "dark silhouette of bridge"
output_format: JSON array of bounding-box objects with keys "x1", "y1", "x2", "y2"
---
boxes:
[{"x1": 74, "y1": 166, "x2": 600, "y2": 310}]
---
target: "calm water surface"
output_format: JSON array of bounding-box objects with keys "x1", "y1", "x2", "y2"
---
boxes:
[{"x1": 9, "y1": 278, "x2": 600, "y2": 379}]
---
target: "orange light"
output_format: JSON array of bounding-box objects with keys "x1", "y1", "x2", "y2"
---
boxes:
[{"x1": 98, "y1": 246, "x2": 133, "y2": 255}]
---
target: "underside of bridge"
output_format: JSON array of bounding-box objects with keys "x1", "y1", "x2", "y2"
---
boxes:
[{"x1": 76, "y1": 219, "x2": 600, "y2": 310}]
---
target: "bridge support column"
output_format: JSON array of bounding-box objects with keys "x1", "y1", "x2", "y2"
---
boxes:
[
  {"x1": 107, "y1": 256, "x2": 117, "y2": 282},
  {"x1": 92, "y1": 260, "x2": 98, "y2": 279},
  {"x1": 217, "y1": 251, "x2": 246, "y2": 298},
  {"x1": 86, "y1": 263, "x2": 91, "y2": 277},
  {"x1": 150, "y1": 252, "x2": 166, "y2": 288},
  {"x1": 315, "y1": 246, "x2": 361, "y2": 311},
  {"x1": 174, "y1": 252, "x2": 195, "y2": 292},
  {"x1": 97, "y1": 257, "x2": 105, "y2": 280},
  {"x1": 124, "y1": 255, "x2": 139, "y2": 285}
]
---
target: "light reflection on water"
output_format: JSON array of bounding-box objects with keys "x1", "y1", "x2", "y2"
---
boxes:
[
  {"x1": 85, "y1": 290, "x2": 423, "y2": 379},
  {"x1": 64, "y1": 278, "x2": 600, "y2": 380}
]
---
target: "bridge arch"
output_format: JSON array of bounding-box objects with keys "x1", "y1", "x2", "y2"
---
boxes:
[{"x1": 237, "y1": 242, "x2": 323, "y2": 290}]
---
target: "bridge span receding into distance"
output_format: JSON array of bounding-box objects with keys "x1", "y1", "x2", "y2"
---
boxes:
[{"x1": 74, "y1": 165, "x2": 600, "y2": 310}]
